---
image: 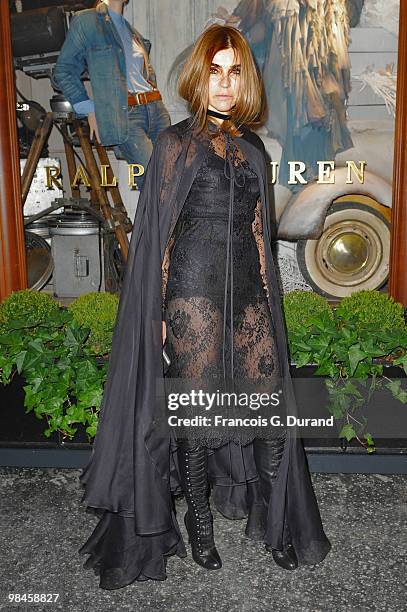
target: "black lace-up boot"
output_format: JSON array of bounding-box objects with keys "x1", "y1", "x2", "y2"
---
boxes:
[
  {"x1": 253, "y1": 434, "x2": 299, "y2": 570},
  {"x1": 177, "y1": 440, "x2": 222, "y2": 570}
]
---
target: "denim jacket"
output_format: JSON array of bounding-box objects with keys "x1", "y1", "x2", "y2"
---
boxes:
[{"x1": 53, "y1": 2, "x2": 158, "y2": 146}]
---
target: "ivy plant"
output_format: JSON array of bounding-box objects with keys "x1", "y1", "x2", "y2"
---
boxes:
[
  {"x1": 0, "y1": 308, "x2": 108, "y2": 440},
  {"x1": 285, "y1": 294, "x2": 407, "y2": 453}
]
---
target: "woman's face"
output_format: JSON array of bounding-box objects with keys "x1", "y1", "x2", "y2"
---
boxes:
[{"x1": 208, "y1": 48, "x2": 241, "y2": 114}]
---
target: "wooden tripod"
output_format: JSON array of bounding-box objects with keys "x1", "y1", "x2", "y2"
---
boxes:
[{"x1": 21, "y1": 112, "x2": 131, "y2": 261}]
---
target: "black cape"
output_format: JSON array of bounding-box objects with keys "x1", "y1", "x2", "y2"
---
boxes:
[{"x1": 79, "y1": 118, "x2": 331, "y2": 589}]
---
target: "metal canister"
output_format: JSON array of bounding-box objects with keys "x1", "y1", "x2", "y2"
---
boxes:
[{"x1": 48, "y1": 208, "x2": 104, "y2": 297}]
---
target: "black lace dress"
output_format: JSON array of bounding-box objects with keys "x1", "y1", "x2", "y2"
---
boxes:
[
  {"x1": 162, "y1": 128, "x2": 284, "y2": 452},
  {"x1": 78, "y1": 122, "x2": 331, "y2": 587}
]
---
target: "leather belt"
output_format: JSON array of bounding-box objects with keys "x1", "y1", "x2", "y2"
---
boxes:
[{"x1": 127, "y1": 90, "x2": 162, "y2": 106}]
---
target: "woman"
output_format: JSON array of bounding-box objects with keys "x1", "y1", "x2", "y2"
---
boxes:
[{"x1": 79, "y1": 25, "x2": 331, "y2": 590}]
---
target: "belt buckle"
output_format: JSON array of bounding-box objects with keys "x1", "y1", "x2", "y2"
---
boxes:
[{"x1": 136, "y1": 91, "x2": 148, "y2": 105}]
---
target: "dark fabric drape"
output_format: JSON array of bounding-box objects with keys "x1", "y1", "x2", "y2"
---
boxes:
[{"x1": 79, "y1": 118, "x2": 331, "y2": 589}]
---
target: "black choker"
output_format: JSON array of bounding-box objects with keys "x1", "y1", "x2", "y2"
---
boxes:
[{"x1": 207, "y1": 109, "x2": 232, "y2": 120}]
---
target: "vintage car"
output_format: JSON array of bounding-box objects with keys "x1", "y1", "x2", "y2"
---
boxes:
[{"x1": 267, "y1": 23, "x2": 397, "y2": 299}]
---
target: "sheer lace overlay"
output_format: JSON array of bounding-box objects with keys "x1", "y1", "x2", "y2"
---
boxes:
[
  {"x1": 161, "y1": 127, "x2": 282, "y2": 447},
  {"x1": 78, "y1": 120, "x2": 331, "y2": 590}
]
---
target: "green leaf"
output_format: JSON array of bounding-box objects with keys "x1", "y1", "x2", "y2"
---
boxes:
[
  {"x1": 341, "y1": 327, "x2": 356, "y2": 340},
  {"x1": 392, "y1": 354, "x2": 407, "y2": 375},
  {"x1": 1, "y1": 363, "x2": 13, "y2": 382},
  {"x1": 293, "y1": 341, "x2": 313, "y2": 352},
  {"x1": 85, "y1": 424, "x2": 98, "y2": 438},
  {"x1": 326, "y1": 400, "x2": 344, "y2": 419},
  {"x1": 27, "y1": 338, "x2": 45, "y2": 354},
  {"x1": 65, "y1": 323, "x2": 90, "y2": 349},
  {"x1": 22, "y1": 352, "x2": 45, "y2": 372},
  {"x1": 352, "y1": 361, "x2": 371, "y2": 379},
  {"x1": 76, "y1": 386, "x2": 103, "y2": 408},
  {"x1": 294, "y1": 351, "x2": 312, "y2": 368},
  {"x1": 339, "y1": 423, "x2": 356, "y2": 442},
  {"x1": 385, "y1": 380, "x2": 407, "y2": 403},
  {"x1": 370, "y1": 364, "x2": 384, "y2": 377},
  {"x1": 341, "y1": 380, "x2": 363, "y2": 398},
  {"x1": 364, "y1": 432, "x2": 374, "y2": 446},
  {"x1": 0, "y1": 331, "x2": 24, "y2": 346},
  {"x1": 348, "y1": 344, "x2": 368, "y2": 376},
  {"x1": 15, "y1": 350, "x2": 27, "y2": 374},
  {"x1": 359, "y1": 334, "x2": 376, "y2": 355},
  {"x1": 308, "y1": 312, "x2": 336, "y2": 332},
  {"x1": 314, "y1": 361, "x2": 335, "y2": 376}
]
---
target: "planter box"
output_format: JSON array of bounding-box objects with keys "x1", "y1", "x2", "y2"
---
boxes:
[
  {"x1": 290, "y1": 363, "x2": 407, "y2": 450},
  {"x1": 0, "y1": 372, "x2": 59, "y2": 447},
  {"x1": 0, "y1": 372, "x2": 90, "y2": 448},
  {"x1": 1, "y1": 364, "x2": 406, "y2": 452}
]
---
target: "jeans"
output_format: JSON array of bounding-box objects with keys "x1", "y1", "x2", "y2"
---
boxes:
[{"x1": 113, "y1": 99, "x2": 171, "y2": 189}]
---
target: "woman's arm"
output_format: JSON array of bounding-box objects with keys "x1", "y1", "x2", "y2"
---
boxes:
[
  {"x1": 252, "y1": 197, "x2": 270, "y2": 300},
  {"x1": 161, "y1": 233, "x2": 176, "y2": 344}
]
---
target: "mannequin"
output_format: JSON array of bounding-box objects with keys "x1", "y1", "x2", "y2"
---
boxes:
[{"x1": 54, "y1": 0, "x2": 170, "y2": 188}]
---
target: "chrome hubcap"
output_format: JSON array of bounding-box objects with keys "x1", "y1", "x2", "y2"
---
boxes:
[
  {"x1": 298, "y1": 203, "x2": 391, "y2": 298},
  {"x1": 326, "y1": 231, "x2": 369, "y2": 274},
  {"x1": 316, "y1": 220, "x2": 383, "y2": 287}
]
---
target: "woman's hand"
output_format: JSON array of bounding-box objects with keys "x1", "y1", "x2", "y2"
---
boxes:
[{"x1": 162, "y1": 320, "x2": 167, "y2": 345}]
